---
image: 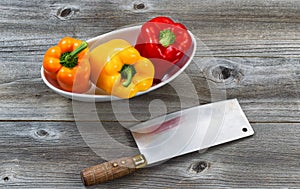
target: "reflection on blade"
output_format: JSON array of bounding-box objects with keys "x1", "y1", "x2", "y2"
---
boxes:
[
  {"x1": 131, "y1": 99, "x2": 254, "y2": 165},
  {"x1": 131, "y1": 103, "x2": 202, "y2": 165}
]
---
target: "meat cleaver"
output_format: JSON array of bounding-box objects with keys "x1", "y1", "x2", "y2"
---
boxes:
[{"x1": 80, "y1": 99, "x2": 254, "y2": 186}]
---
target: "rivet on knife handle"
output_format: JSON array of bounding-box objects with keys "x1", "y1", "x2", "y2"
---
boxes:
[{"x1": 80, "y1": 154, "x2": 147, "y2": 186}]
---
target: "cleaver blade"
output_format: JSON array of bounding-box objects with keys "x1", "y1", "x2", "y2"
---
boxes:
[{"x1": 81, "y1": 99, "x2": 254, "y2": 186}]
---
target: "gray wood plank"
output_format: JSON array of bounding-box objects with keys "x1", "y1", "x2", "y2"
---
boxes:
[
  {"x1": 0, "y1": 0, "x2": 300, "y2": 59},
  {"x1": 0, "y1": 121, "x2": 299, "y2": 188},
  {"x1": 0, "y1": 57, "x2": 299, "y2": 122}
]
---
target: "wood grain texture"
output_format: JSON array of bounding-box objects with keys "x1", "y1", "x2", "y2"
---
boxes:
[
  {"x1": 0, "y1": 57, "x2": 299, "y2": 122},
  {"x1": 0, "y1": 122, "x2": 299, "y2": 188},
  {"x1": 0, "y1": 0, "x2": 299, "y2": 188}
]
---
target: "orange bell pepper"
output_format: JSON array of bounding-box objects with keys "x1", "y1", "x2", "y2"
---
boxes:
[{"x1": 43, "y1": 37, "x2": 91, "y2": 93}]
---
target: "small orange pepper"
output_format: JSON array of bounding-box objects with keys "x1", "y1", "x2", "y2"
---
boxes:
[{"x1": 43, "y1": 37, "x2": 91, "y2": 93}]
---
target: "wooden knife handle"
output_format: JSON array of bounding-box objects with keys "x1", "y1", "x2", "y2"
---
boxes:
[{"x1": 80, "y1": 154, "x2": 147, "y2": 186}]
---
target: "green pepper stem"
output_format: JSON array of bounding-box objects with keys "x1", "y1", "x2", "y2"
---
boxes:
[
  {"x1": 64, "y1": 41, "x2": 88, "y2": 65},
  {"x1": 159, "y1": 29, "x2": 176, "y2": 47},
  {"x1": 121, "y1": 65, "x2": 136, "y2": 87}
]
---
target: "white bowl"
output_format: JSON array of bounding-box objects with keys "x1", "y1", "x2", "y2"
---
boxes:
[{"x1": 41, "y1": 25, "x2": 197, "y2": 102}]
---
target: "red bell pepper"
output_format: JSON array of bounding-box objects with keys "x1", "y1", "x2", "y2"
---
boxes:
[{"x1": 135, "y1": 16, "x2": 192, "y2": 83}]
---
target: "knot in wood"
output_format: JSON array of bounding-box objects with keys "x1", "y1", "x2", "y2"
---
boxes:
[
  {"x1": 133, "y1": 2, "x2": 146, "y2": 10},
  {"x1": 212, "y1": 66, "x2": 235, "y2": 80},
  {"x1": 60, "y1": 8, "x2": 72, "y2": 17},
  {"x1": 209, "y1": 64, "x2": 243, "y2": 84},
  {"x1": 189, "y1": 161, "x2": 208, "y2": 173},
  {"x1": 36, "y1": 129, "x2": 49, "y2": 137},
  {"x1": 56, "y1": 6, "x2": 79, "y2": 20},
  {"x1": 3, "y1": 176, "x2": 9, "y2": 182}
]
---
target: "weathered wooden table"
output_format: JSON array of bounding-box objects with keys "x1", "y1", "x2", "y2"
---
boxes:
[{"x1": 1, "y1": 0, "x2": 299, "y2": 188}]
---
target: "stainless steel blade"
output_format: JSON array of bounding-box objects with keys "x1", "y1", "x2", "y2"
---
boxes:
[{"x1": 130, "y1": 99, "x2": 254, "y2": 165}]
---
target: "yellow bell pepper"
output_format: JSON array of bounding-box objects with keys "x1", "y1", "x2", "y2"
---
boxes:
[{"x1": 89, "y1": 39, "x2": 155, "y2": 98}]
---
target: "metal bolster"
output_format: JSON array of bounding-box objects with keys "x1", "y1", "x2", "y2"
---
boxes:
[{"x1": 132, "y1": 154, "x2": 147, "y2": 168}]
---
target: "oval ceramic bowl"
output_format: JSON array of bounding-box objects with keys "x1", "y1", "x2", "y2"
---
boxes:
[{"x1": 41, "y1": 25, "x2": 197, "y2": 102}]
